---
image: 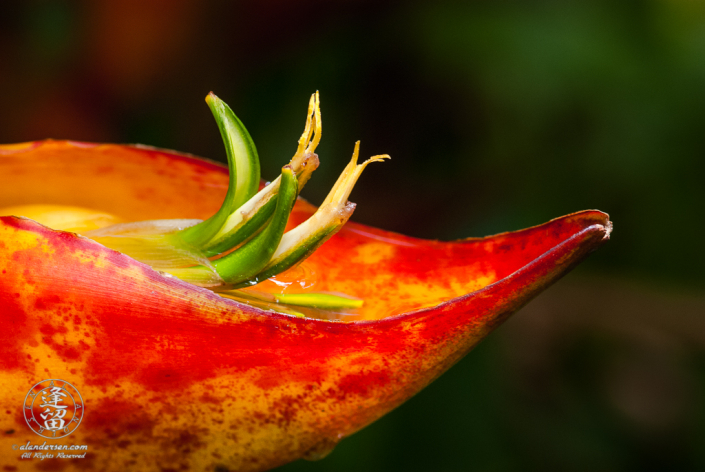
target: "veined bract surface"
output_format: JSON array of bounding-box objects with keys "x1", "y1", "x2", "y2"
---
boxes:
[{"x1": 0, "y1": 140, "x2": 610, "y2": 471}]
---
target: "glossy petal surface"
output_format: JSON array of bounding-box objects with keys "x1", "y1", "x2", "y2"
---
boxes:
[{"x1": 0, "y1": 141, "x2": 610, "y2": 471}]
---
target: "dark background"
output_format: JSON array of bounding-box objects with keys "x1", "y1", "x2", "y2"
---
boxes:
[{"x1": 1, "y1": 0, "x2": 704, "y2": 470}]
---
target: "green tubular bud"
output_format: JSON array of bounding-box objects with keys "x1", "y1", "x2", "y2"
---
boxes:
[
  {"x1": 273, "y1": 292, "x2": 363, "y2": 309},
  {"x1": 217, "y1": 290, "x2": 305, "y2": 318},
  {"x1": 201, "y1": 152, "x2": 319, "y2": 257},
  {"x1": 231, "y1": 209, "x2": 350, "y2": 288},
  {"x1": 215, "y1": 289, "x2": 362, "y2": 317},
  {"x1": 234, "y1": 142, "x2": 389, "y2": 288},
  {"x1": 180, "y1": 93, "x2": 260, "y2": 247},
  {"x1": 202, "y1": 196, "x2": 277, "y2": 257},
  {"x1": 200, "y1": 93, "x2": 322, "y2": 256},
  {"x1": 84, "y1": 93, "x2": 262, "y2": 265},
  {"x1": 212, "y1": 166, "x2": 298, "y2": 285}
]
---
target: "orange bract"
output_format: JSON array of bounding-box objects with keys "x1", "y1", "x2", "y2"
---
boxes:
[{"x1": 0, "y1": 141, "x2": 610, "y2": 471}]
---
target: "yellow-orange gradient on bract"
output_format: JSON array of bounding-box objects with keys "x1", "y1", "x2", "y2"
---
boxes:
[{"x1": 0, "y1": 141, "x2": 610, "y2": 471}]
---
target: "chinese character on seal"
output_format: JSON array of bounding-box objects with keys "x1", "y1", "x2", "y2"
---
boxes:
[{"x1": 23, "y1": 379, "x2": 84, "y2": 439}]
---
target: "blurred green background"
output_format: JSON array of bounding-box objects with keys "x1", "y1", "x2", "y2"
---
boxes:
[{"x1": 1, "y1": 0, "x2": 704, "y2": 470}]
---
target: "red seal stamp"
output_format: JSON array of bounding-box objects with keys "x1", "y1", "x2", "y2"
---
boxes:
[{"x1": 23, "y1": 379, "x2": 84, "y2": 439}]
